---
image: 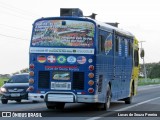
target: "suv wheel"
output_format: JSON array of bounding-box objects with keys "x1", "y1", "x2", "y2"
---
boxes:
[{"x1": 1, "y1": 99, "x2": 8, "y2": 104}]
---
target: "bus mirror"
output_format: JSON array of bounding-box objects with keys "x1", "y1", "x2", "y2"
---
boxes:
[{"x1": 140, "y1": 48, "x2": 145, "y2": 58}]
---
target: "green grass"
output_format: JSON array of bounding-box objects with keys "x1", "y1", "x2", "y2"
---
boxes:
[
  {"x1": 0, "y1": 78, "x2": 8, "y2": 87},
  {"x1": 138, "y1": 78, "x2": 160, "y2": 86}
]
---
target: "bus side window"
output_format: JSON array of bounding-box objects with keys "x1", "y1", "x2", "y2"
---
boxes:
[
  {"x1": 98, "y1": 35, "x2": 105, "y2": 53},
  {"x1": 134, "y1": 50, "x2": 139, "y2": 66},
  {"x1": 128, "y1": 41, "x2": 132, "y2": 56},
  {"x1": 115, "y1": 36, "x2": 119, "y2": 52}
]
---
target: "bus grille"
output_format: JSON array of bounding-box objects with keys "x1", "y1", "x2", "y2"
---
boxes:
[
  {"x1": 38, "y1": 71, "x2": 50, "y2": 89},
  {"x1": 72, "y1": 72, "x2": 84, "y2": 90}
]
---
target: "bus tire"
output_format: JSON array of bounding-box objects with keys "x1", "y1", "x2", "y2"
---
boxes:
[
  {"x1": 1, "y1": 99, "x2": 8, "y2": 104},
  {"x1": 55, "y1": 103, "x2": 65, "y2": 110},
  {"x1": 46, "y1": 102, "x2": 56, "y2": 109},
  {"x1": 102, "y1": 84, "x2": 111, "y2": 111},
  {"x1": 125, "y1": 84, "x2": 134, "y2": 104},
  {"x1": 16, "y1": 99, "x2": 21, "y2": 103},
  {"x1": 32, "y1": 100, "x2": 38, "y2": 103}
]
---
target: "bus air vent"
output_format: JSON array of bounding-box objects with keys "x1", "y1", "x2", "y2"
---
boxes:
[
  {"x1": 72, "y1": 72, "x2": 84, "y2": 90},
  {"x1": 98, "y1": 75, "x2": 103, "y2": 92},
  {"x1": 38, "y1": 71, "x2": 50, "y2": 89},
  {"x1": 60, "y1": 8, "x2": 83, "y2": 17}
]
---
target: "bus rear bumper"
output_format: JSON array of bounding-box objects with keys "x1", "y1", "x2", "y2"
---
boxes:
[
  {"x1": 28, "y1": 93, "x2": 45, "y2": 102},
  {"x1": 77, "y1": 95, "x2": 99, "y2": 103},
  {"x1": 45, "y1": 92, "x2": 99, "y2": 103}
]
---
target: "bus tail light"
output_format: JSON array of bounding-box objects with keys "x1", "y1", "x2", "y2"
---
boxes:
[
  {"x1": 88, "y1": 80, "x2": 94, "y2": 86},
  {"x1": 89, "y1": 65, "x2": 94, "y2": 71},
  {"x1": 29, "y1": 78, "x2": 34, "y2": 84},
  {"x1": 30, "y1": 64, "x2": 34, "y2": 69},
  {"x1": 88, "y1": 88, "x2": 94, "y2": 93},
  {"x1": 27, "y1": 86, "x2": 34, "y2": 92},
  {"x1": 88, "y1": 73, "x2": 94, "y2": 78},
  {"x1": 29, "y1": 71, "x2": 34, "y2": 76}
]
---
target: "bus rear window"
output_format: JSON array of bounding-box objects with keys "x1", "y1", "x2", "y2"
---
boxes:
[{"x1": 31, "y1": 20, "x2": 95, "y2": 47}]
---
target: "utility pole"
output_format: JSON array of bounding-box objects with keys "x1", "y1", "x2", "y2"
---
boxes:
[{"x1": 139, "y1": 41, "x2": 147, "y2": 81}]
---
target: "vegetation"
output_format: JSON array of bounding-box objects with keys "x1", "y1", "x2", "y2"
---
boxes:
[
  {"x1": 148, "y1": 64, "x2": 160, "y2": 79},
  {"x1": 0, "y1": 68, "x2": 28, "y2": 87},
  {"x1": 140, "y1": 61, "x2": 160, "y2": 79},
  {"x1": 12, "y1": 68, "x2": 29, "y2": 75},
  {"x1": 138, "y1": 78, "x2": 160, "y2": 86},
  {"x1": 0, "y1": 78, "x2": 8, "y2": 87},
  {"x1": 139, "y1": 61, "x2": 160, "y2": 86}
]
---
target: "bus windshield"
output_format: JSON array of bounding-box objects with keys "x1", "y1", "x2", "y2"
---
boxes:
[{"x1": 31, "y1": 20, "x2": 95, "y2": 47}]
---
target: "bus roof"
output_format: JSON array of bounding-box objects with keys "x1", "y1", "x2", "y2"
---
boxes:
[{"x1": 90, "y1": 18, "x2": 134, "y2": 38}]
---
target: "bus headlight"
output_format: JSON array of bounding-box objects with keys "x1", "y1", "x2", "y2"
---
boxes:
[
  {"x1": 29, "y1": 78, "x2": 34, "y2": 84},
  {"x1": 88, "y1": 73, "x2": 94, "y2": 78},
  {"x1": 89, "y1": 65, "x2": 94, "y2": 71},
  {"x1": 29, "y1": 64, "x2": 35, "y2": 69},
  {"x1": 29, "y1": 71, "x2": 34, "y2": 76},
  {"x1": 88, "y1": 80, "x2": 94, "y2": 86},
  {"x1": 88, "y1": 88, "x2": 94, "y2": 93}
]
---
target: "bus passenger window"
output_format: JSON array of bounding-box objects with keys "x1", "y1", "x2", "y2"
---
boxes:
[
  {"x1": 128, "y1": 41, "x2": 132, "y2": 56},
  {"x1": 98, "y1": 35, "x2": 105, "y2": 53},
  {"x1": 134, "y1": 50, "x2": 139, "y2": 66},
  {"x1": 115, "y1": 37, "x2": 119, "y2": 52}
]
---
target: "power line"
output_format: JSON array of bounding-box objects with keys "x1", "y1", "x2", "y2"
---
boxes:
[
  {"x1": 0, "y1": 2, "x2": 40, "y2": 42},
  {"x1": 0, "y1": 3, "x2": 36, "y2": 34},
  {"x1": 0, "y1": 1, "x2": 41, "y2": 18},
  {"x1": 0, "y1": 2, "x2": 41, "y2": 23},
  {"x1": 0, "y1": 23, "x2": 31, "y2": 32},
  {"x1": 0, "y1": 9, "x2": 34, "y2": 21},
  {"x1": 0, "y1": 33, "x2": 29, "y2": 41}
]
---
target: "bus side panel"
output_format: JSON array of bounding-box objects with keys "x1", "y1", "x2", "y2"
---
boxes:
[
  {"x1": 96, "y1": 55, "x2": 114, "y2": 102},
  {"x1": 123, "y1": 38, "x2": 133, "y2": 99},
  {"x1": 114, "y1": 35, "x2": 133, "y2": 100},
  {"x1": 95, "y1": 29, "x2": 114, "y2": 103}
]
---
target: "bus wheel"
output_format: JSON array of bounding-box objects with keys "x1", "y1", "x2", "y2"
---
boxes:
[
  {"x1": 55, "y1": 103, "x2": 65, "y2": 110},
  {"x1": 103, "y1": 84, "x2": 111, "y2": 111},
  {"x1": 125, "y1": 85, "x2": 134, "y2": 104},
  {"x1": 16, "y1": 99, "x2": 21, "y2": 103},
  {"x1": 1, "y1": 99, "x2": 8, "y2": 104},
  {"x1": 46, "y1": 102, "x2": 56, "y2": 109}
]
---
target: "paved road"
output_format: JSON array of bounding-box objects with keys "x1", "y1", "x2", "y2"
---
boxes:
[{"x1": 0, "y1": 84, "x2": 160, "y2": 120}]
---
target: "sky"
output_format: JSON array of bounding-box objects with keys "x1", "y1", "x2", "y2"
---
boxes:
[{"x1": 0, "y1": 0, "x2": 160, "y2": 74}]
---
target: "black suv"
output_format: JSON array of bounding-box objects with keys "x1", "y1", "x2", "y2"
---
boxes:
[{"x1": 0, "y1": 73, "x2": 29, "y2": 104}]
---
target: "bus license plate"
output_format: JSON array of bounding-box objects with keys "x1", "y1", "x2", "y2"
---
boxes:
[{"x1": 51, "y1": 82, "x2": 71, "y2": 90}]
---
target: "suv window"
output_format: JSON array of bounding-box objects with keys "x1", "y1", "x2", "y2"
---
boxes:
[{"x1": 7, "y1": 75, "x2": 29, "y2": 83}]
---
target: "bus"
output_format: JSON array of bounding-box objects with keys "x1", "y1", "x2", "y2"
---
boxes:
[{"x1": 28, "y1": 8, "x2": 139, "y2": 110}]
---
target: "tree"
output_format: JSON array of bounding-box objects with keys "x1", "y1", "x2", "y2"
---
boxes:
[{"x1": 148, "y1": 64, "x2": 160, "y2": 79}]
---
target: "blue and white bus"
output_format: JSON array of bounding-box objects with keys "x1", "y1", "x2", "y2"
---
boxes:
[{"x1": 28, "y1": 8, "x2": 139, "y2": 110}]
